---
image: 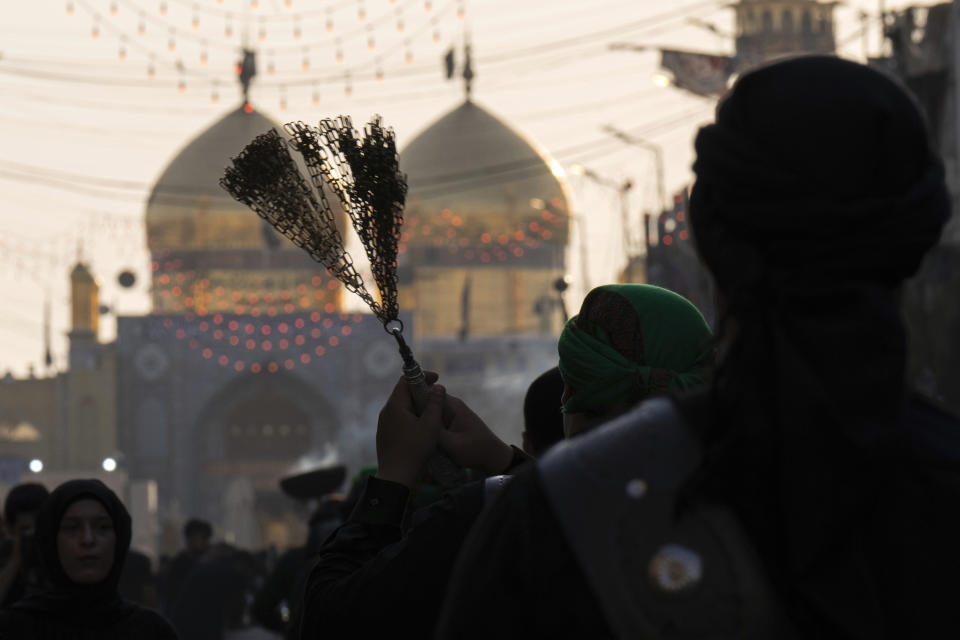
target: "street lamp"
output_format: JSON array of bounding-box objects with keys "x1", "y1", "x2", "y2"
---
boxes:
[
  {"x1": 568, "y1": 164, "x2": 635, "y2": 256},
  {"x1": 602, "y1": 125, "x2": 666, "y2": 213},
  {"x1": 102, "y1": 457, "x2": 118, "y2": 472},
  {"x1": 29, "y1": 459, "x2": 43, "y2": 473}
]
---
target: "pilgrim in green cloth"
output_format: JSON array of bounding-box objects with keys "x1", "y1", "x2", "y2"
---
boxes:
[{"x1": 558, "y1": 284, "x2": 712, "y2": 416}]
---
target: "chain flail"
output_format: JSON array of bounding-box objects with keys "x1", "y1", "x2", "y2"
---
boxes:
[{"x1": 220, "y1": 116, "x2": 406, "y2": 326}]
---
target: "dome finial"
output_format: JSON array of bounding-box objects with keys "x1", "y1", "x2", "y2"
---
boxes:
[
  {"x1": 463, "y1": 40, "x2": 474, "y2": 101},
  {"x1": 238, "y1": 48, "x2": 257, "y2": 104}
]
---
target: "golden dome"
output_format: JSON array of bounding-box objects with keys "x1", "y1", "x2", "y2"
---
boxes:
[
  {"x1": 144, "y1": 105, "x2": 346, "y2": 316},
  {"x1": 400, "y1": 100, "x2": 569, "y2": 250},
  {"x1": 397, "y1": 100, "x2": 571, "y2": 338},
  {"x1": 146, "y1": 105, "x2": 279, "y2": 252}
]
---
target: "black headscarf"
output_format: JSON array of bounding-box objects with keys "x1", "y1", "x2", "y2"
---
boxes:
[
  {"x1": 685, "y1": 57, "x2": 949, "y2": 636},
  {"x1": 12, "y1": 479, "x2": 138, "y2": 628}
]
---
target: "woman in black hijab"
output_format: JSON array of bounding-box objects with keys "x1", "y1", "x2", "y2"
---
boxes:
[
  {"x1": 0, "y1": 479, "x2": 178, "y2": 639},
  {"x1": 437, "y1": 57, "x2": 960, "y2": 639}
]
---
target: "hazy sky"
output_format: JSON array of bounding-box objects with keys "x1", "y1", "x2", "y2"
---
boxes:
[{"x1": 0, "y1": 0, "x2": 936, "y2": 375}]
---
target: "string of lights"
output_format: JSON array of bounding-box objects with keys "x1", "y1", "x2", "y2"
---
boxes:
[{"x1": 31, "y1": 0, "x2": 725, "y2": 96}]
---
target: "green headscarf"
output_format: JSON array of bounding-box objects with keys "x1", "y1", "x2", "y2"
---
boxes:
[{"x1": 558, "y1": 284, "x2": 712, "y2": 414}]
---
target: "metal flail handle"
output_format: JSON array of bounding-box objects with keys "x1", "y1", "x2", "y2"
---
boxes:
[{"x1": 385, "y1": 320, "x2": 468, "y2": 489}]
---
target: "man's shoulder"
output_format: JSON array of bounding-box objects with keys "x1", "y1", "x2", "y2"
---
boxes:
[
  {"x1": 536, "y1": 396, "x2": 796, "y2": 640},
  {"x1": 539, "y1": 396, "x2": 699, "y2": 490}
]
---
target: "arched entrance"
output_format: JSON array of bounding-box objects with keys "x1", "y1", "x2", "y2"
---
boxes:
[{"x1": 189, "y1": 372, "x2": 338, "y2": 550}]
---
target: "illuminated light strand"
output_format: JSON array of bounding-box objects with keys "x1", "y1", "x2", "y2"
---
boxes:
[
  {"x1": 159, "y1": 310, "x2": 366, "y2": 372},
  {"x1": 70, "y1": 0, "x2": 464, "y2": 100}
]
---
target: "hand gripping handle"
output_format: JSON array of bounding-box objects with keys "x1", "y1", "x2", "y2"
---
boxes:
[{"x1": 390, "y1": 324, "x2": 468, "y2": 489}]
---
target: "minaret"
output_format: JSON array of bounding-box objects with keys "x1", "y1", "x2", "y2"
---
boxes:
[
  {"x1": 68, "y1": 260, "x2": 100, "y2": 370},
  {"x1": 732, "y1": 0, "x2": 837, "y2": 69}
]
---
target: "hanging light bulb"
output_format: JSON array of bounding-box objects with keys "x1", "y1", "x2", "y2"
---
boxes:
[
  {"x1": 138, "y1": 14, "x2": 146, "y2": 34},
  {"x1": 433, "y1": 29, "x2": 440, "y2": 43},
  {"x1": 192, "y1": 13, "x2": 199, "y2": 29},
  {"x1": 294, "y1": 19, "x2": 301, "y2": 39},
  {"x1": 159, "y1": 1, "x2": 167, "y2": 15},
  {"x1": 312, "y1": 86, "x2": 320, "y2": 106},
  {"x1": 267, "y1": 54, "x2": 275, "y2": 74},
  {"x1": 66, "y1": 2, "x2": 74, "y2": 16},
  {"x1": 251, "y1": 0, "x2": 259, "y2": 9},
  {"x1": 91, "y1": 21, "x2": 100, "y2": 40},
  {"x1": 118, "y1": 41, "x2": 127, "y2": 60},
  {"x1": 280, "y1": 90, "x2": 287, "y2": 112},
  {"x1": 168, "y1": 34, "x2": 176, "y2": 52},
  {"x1": 258, "y1": 20, "x2": 266, "y2": 42},
  {"x1": 211, "y1": 88, "x2": 219, "y2": 103},
  {"x1": 110, "y1": 2, "x2": 118, "y2": 16},
  {"x1": 326, "y1": 9, "x2": 334, "y2": 32},
  {"x1": 200, "y1": 47, "x2": 208, "y2": 64},
  {"x1": 368, "y1": 35, "x2": 375, "y2": 51},
  {"x1": 405, "y1": 49, "x2": 413, "y2": 64},
  {"x1": 397, "y1": 18, "x2": 404, "y2": 32},
  {"x1": 335, "y1": 41, "x2": 343, "y2": 63},
  {"x1": 302, "y1": 53, "x2": 310, "y2": 72},
  {"x1": 225, "y1": 21, "x2": 233, "y2": 38},
  {"x1": 178, "y1": 79, "x2": 186, "y2": 94},
  {"x1": 424, "y1": 1, "x2": 432, "y2": 11},
  {"x1": 457, "y1": 2, "x2": 465, "y2": 20},
  {"x1": 285, "y1": 0, "x2": 292, "y2": 7},
  {"x1": 358, "y1": 3, "x2": 366, "y2": 21},
  {"x1": 147, "y1": 63, "x2": 155, "y2": 78},
  {"x1": 375, "y1": 67, "x2": 384, "y2": 81},
  {"x1": 345, "y1": 76, "x2": 352, "y2": 97}
]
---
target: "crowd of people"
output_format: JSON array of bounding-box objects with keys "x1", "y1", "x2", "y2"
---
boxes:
[{"x1": 1, "y1": 56, "x2": 959, "y2": 638}]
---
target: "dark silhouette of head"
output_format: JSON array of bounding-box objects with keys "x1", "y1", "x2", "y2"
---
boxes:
[
  {"x1": 3, "y1": 483, "x2": 49, "y2": 537},
  {"x1": 182, "y1": 519, "x2": 213, "y2": 555},
  {"x1": 522, "y1": 367, "x2": 565, "y2": 457}
]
